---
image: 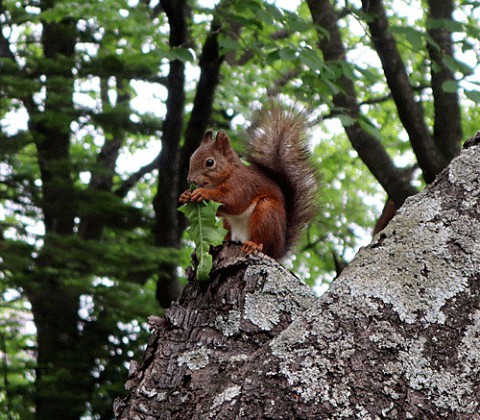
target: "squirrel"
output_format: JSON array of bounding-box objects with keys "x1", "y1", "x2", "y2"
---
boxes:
[{"x1": 179, "y1": 104, "x2": 318, "y2": 260}]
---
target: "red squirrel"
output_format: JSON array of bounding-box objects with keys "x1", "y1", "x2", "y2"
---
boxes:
[{"x1": 179, "y1": 105, "x2": 317, "y2": 260}]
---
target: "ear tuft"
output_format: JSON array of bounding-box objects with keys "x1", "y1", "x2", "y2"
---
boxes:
[
  {"x1": 202, "y1": 131, "x2": 214, "y2": 144},
  {"x1": 215, "y1": 131, "x2": 231, "y2": 153}
]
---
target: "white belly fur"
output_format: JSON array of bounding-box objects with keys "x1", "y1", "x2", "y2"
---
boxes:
[{"x1": 224, "y1": 202, "x2": 256, "y2": 242}]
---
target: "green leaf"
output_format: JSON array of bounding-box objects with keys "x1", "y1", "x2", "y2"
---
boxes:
[
  {"x1": 465, "y1": 89, "x2": 480, "y2": 103},
  {"x1": 359, "y1": 117, "x2": 382, "y2": 141},
  {"x1": 218, "y1": 36, "x2": 241, "y2": 52},
  {"x1": 171, "y1": 47, "x2": 195, "y2": 63},
  {"x1": 264, "y1": 3, "x2": 284, "y2": 21},
  {"x1": 441, "y1": 56, "x2": 457, "y2": 73},
  {"x1": 299, "y1": 49, "x2": 324, "y2": 71},
  {"x1": 178, "y1": 200, "x2": 227, "y2": 281},
  {"x1": 337, "y1": 114, "x2": 356, "y2": 127},
  {"x1": 427, "y1": 18, "x2": 464, "y2": 33},
  {"x1": 405, "y1": 30, "x2": 423, "y2": 51},
  {"x1": 267, "y1": 49, "x2": 281, "y2": 63},
  {"x1": 324, "y1": 80, "x2": 341, "y2": 95},
  {"x1": 338, "y1": 61, "x2": 356, "y2": 81},
  {"x1": 441, "y1": 80, "x2": 458, "y2": 93},
  {"x1": 442, "y1": 55, "x2": 473, "y2": 76},
  {"x1": 279, "y1": 47, "x2": 297, "y2": 61},
  {"x1": 286, "y1": 12, "x2": 311, "y2": 33},
  {"x1": 257, "y1": 8, "x2": 274, "y2": 25},
  {"x1": 389, "y1": 26, "x2": 424, "y2": 50}
]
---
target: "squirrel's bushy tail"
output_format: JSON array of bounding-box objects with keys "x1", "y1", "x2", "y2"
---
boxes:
[{"x1": 246, "y1": 103, "x2": 318, "y2": 253}]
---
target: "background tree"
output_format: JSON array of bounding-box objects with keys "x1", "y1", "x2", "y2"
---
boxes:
[{"x1": 0, "y1": 0, "x2": 479, "y2": 417}]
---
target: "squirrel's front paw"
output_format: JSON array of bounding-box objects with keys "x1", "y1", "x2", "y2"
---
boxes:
[
  {"x1": 179, "y1": 190, "x2": 192, "y2": 203},
  {"x1": 241, "y1": 241, "x2": 263, "y2": 256},
  {"x1": 190, "y1": 188, "x2": 210, "y2": 202}
]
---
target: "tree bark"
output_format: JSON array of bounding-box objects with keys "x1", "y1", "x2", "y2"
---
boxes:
[
  {"x1": 362, "y1": 0, "x2": 448, "y2": 183},
  {"x1": 180, "y1": 18, "x2": 224, "y2": 194},
  {"x1": 152, "y1": 0, "x2": 188, "y2": 308},
  {"x1": 153, "y1": 4, "x2": 225, "y2": 308},
  {"x1": 28, "y1": 275, "x2": 89, "y2": 420},
  {"x1": 426, "y1": 0, "x2": 462, "y2": 162},
  {"x1": 115, "y1": 136, "x2": 480, "y2": 418},
  {"x1": 306, "y1": 0, "x2": 418, "y2": 208}
]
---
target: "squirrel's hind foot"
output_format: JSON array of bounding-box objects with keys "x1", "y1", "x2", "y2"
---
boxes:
[{"x1": 241, "y1": 241, "x2": 264, "y2": 256}]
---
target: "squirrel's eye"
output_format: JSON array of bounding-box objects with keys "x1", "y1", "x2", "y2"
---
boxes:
[{"x1": 206, "y1": 158, "x2": 215, "y2": 168}]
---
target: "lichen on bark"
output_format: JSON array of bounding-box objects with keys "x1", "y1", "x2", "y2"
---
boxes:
[{"x1": 115, "y1": 144, "x2": 480, "y2": 419}]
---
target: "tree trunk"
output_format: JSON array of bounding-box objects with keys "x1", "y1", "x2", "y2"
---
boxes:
[
  {"x1": 152, "y1": 0, "x2": 188, "y2": 308},
  {"x1": 153, "y1": 4, "x2": 224, "y2": 308},
  {"x1": 29, "y1": 279, "x2": 89, "y2": 420},
  {"x1": 114, "y1": 136, "x2": 480, "y2": 418}
]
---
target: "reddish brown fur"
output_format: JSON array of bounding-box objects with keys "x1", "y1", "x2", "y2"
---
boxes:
[
  {"x1": 180, "y1": 106, "x2": 317, "y2": 260},
  {"x1": 247, "y1": 196, "x2": 286, "y2": 259}
]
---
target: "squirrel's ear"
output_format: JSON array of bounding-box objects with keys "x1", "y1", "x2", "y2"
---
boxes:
[
  {"x1": 202, "y1": 131, "x2": 214, "y2": 144},
  {"x1": 215, "y1": 131, "x2": 231, "y2": 153}
]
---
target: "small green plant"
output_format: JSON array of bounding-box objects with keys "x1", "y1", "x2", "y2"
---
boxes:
[{"x1": 178, "y1": 199, "x2": 227, "y2": 281}]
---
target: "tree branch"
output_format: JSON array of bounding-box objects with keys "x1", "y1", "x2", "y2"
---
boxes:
[
  {"x1": 357, "y1": 84, "x2": 429, "y2": 106},
  {"x1": 91, "y1": 79, "x2": 130, "y2": 191},
  {"x1": 426, "y1": 0, "x2": 462, "y2": 161},
  {"x1": 115, "y1": 155, "x2": 160, "y2": 199},
  {"x1": 306, "y1": 0, "x2": 417, "y2": 208},
  {"x1": 266, "y1": 69, "x2": 301, "y2": 97},
  {"x1": 180, "y1": 14, "x2": 224, "y2": 196},
  {"x1": 361, "y1": 0, "x2": 447, "y2": 183}
]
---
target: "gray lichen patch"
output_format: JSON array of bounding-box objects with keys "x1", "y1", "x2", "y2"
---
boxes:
[
  {"x1": 210, "y1": 385, "x2": 241, "y2": 411},
  {"x1": 448, "y1": 146, "x2": 480, "y2": 192},
  {"x1": 367, "y1": 320, "x2": 404, "y2": 350},
  {"x1": 268, "y1": 306, "x2": 359, "y2": 408},
  {"x1": 244, "y1": 293, "x2": 281, "y2": 330},
  {"x1": 458, "y1": 310, "x2": 480, "y2": 377},
  {"x1": 271, "y1": 330, "x2": 336, "y2": 405},
  {"x1": 215, "y1": 310, "x2": 241, "y2": 337},
  {"x1": 242, "y1": 264, "x2": 316, "y2": 331},
  {"x1": 225, "y1": 353, "x2": 249, "y2": 363},
  {"x1": 177, "y1": 346, "x2": 210, "y2": 370},
  {"x1": 269, "y1": 321, "x2": 327, "y2": 403},
  {"x1": 246, "y1": 263, "x2": 315, "y2": 307},
  {"x1": 395, "y1": 336, "x2": 477, "y2": 413},
  {"x1": 281, "y1": 350, "x2": 335, "y2": 403},
  {"x1": 138, "y1": 385, "x2": 158, "y2": 399},
  {"x1": 269, "y1": 319, "x2": 311, "y2": 356},
  {"x1": 340, "y1": 197, "x2": 475, "y2": 325}
]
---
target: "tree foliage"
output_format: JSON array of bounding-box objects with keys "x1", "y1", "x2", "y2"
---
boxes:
[{"x1": 0, "y1": 0, "x2": 479, "y2": 417}]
